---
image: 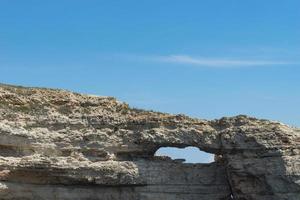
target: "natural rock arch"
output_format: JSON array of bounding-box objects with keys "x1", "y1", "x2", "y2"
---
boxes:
[{"x1": 0, "y1": 83, "x2": 299, "y2": 200}]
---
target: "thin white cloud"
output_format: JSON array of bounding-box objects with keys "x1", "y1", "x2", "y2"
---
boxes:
[
  {"x1": 104, "y1": 53, "x2": 297, "y2": 68},
  {"x1": 153, "y1": 55, "x2": 294, "y2": 67}
]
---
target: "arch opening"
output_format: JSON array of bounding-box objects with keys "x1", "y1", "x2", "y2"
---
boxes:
[{"x1": 155, "y1": 146, "x2": 215, "y2": 163}]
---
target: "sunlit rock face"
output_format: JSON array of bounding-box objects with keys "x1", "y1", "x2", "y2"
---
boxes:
[{"x1": 0, "y1": 83, "x2": 299, "y2": 200}]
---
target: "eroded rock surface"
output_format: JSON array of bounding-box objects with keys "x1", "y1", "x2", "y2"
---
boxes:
[{"x1": 0, "y1": 83, "x2": 299, "y2": 200}]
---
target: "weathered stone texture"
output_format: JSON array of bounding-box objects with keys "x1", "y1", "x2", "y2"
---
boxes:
[{"x1": 0, "y1": 83, "x2": 299, "y2": 200}]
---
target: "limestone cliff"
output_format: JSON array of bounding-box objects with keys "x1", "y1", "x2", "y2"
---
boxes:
[{"x1": 0, "y1": 84, "x2": 299, "y2": 200}]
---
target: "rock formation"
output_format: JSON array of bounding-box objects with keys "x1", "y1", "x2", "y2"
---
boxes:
[{"x1": 0, "y1": 83, "x2": 299, "y2": 200}]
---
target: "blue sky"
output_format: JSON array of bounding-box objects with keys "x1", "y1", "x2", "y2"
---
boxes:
[{"x1": 1, "y1": 1, "x2": 299, "y2": 162}]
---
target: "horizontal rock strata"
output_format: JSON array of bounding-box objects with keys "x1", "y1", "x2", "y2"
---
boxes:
[{"x1": 0, "y1": 83, "x2": 299, "y2": 200}]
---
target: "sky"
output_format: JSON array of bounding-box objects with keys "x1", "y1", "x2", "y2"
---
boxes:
[{"x1": 1, "y1": 1, "x2": 299, "y2": 163}]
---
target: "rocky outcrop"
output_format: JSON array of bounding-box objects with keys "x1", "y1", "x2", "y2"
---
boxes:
[{"x1": 0, "y1": 83, "x2": 299, "y2": 200}]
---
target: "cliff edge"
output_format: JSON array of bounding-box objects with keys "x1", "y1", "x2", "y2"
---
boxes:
[{"x1": 0, "y1": 84, "x2": 299, "y2": 200}]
